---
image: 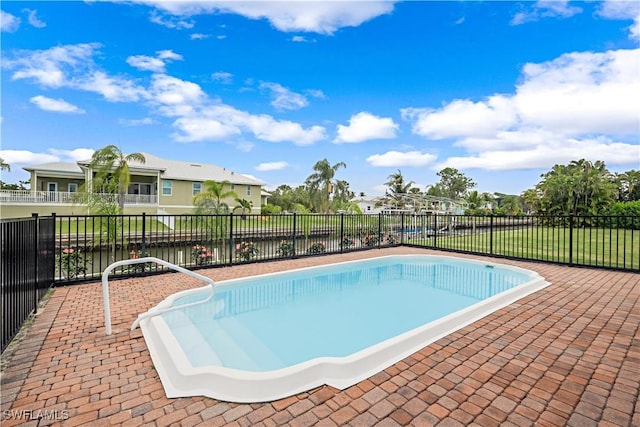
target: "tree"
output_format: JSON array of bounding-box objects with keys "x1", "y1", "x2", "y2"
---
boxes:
[
  {"x1": 384, "y1": 170, "x2": 414, "y2": 209},
  {"x1": 233, "y1": 197, "x2": 253, "y2": 219},
  {"x1": 615, "y1": 170, "x2": 640, "y2": 202},
  {"x1": 0, "y1": 158, "x2": 10, "y2": 172},
  {"x1": 304, "y1": 159, "x2": 346, "y2": 213},
  {"x1": 432, "y1": 167, "x2": 476, "y2": 200},
  {"x1": 466, "y1": 191, "x2": 492, "y2": 214},
  {"x1": 193, "y1": 180, "x2": 237, "y2": 214},
  {"x1": 87, "y1": 145, "x2": 146, "y2": 211},
  {"x1": 332, "y1": 180, "x2": 355, "y2": 206},
  {"x1": 534, "y1": 159, "x2": 616, "y2": 216}
]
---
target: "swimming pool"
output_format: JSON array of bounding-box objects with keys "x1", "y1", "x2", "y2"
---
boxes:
[{"x1": 138, "y1": 255, "x2": 548, "y2": 402}]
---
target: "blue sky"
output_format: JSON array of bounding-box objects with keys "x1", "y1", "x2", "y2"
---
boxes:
[{"x1": 1, "y1": 1, "x2": 639, "y2": 197}]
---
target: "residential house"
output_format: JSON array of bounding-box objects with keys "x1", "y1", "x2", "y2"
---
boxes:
[{"x1": 0, "y1": 153, "x2": 264, "y2": 219}]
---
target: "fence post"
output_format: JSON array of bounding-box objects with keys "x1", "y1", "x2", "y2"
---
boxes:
[
  {"x1": 340, "y1": 213, "x2": 344, "y2": 253},
  {"x1": 32, "y1": 213, "x2": 39, "y2": 309},
  {"x1": 378, "y1": 213, "x2": 382, "y2": 248},
  {"x1": 568, "y1": 215, "x2": 574, "y2": 266},
  {"x1": 433, "y1": 215, "x2": 438, "y2": 248},
  {"x1": 228, "y1": 213, "x2": 234, "y2": 265},
  {"x1": 292, "y1": 213, "x2": 297, "y2": 258},
  {"x1": 141, "y1": 212, "x2": 147, "y2": 256},
  {"x1": 401, "y1": 212, "x2": 405, "y2": 245},
  {"x1": 489, "y1": 215, "x2": 494, "y2": 255}
]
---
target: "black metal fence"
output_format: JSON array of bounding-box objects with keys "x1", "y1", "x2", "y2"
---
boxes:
[
  {"x1": 1, "y1": 214, "x2": 55, "y2": 352},
  {"x1": 2, "y1": 212, "x2": 638, "y2": 351},
  {"x1": 47, "y1": 212, "x2": 639, "y2": 285}
]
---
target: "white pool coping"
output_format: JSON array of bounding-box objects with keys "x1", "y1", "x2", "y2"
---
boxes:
[{"x1": 139, "y1": 255, "x2": 549, "y2": 403}]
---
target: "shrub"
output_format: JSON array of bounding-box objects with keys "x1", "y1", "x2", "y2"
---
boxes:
[
  {"x1": 235, "y1": 241, "x2": 259, "y2": 261},
  {"x1": 191, "y1": 244, "x2": 215, "y2": 265},
  {"x1": 340, "y1": 235, "x2": 355, "y2": 250},
  {"x1": 362, "y1": 234, "x2": 380, "y2": 247},
  {"x1": 57, "y1": 247, "x2": 90, "y2": 278},
  {"x1": 277, "y1": 240, "x2": 295, "y2": 257},
  {"x1": 307, "y1": 241, "x2": 326, "y2": 254}
]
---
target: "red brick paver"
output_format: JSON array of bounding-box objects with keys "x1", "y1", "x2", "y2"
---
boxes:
[{"x1": 1, "y1": 248, "x2": 639, "y2": 426}]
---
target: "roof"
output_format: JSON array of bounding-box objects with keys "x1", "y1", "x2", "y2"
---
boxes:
[
  {"x1": 23, "y1": 162, "x2": 84, "y2": 176},
  {"x1": 138, "y1": 153, "x2": 264, "y2": 185},
  {"x1": 25, "y1": 153, "x2": 264, "y2": 186}
]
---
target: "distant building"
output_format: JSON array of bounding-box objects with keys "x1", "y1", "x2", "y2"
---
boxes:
[{"x1": 0, "y1": 153, "x2": 264, "y2": 219}]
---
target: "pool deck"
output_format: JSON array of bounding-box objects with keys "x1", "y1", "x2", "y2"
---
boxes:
[{"x1": 1, "y1": 247, "x2": 638, "y2": 426}]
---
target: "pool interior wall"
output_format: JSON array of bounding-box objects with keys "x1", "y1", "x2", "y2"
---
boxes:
[{"x1": 139, "y1": 255, "x2": 549, "y2": 403}]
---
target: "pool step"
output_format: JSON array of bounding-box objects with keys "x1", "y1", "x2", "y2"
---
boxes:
[
  {"x1": 164, "y1": 310, "x2": 223, "y2": 366},
  {"x1": 215, "y1": 317, "x2": 283, "y2": 371}
]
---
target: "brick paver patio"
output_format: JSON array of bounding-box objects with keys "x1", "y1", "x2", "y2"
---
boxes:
[{"x1": 1, "y1": 247, "x2": 638, "y2": 426}]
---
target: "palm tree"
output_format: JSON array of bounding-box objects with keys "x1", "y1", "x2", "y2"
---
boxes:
[
  {"x1": 233, "y1": 197, "x2": 253, "y2": 219},
  {"x1": 193, "y1": 180, "x2": 237, "y2": 214},
  {"x1": 304, "y1": 159, "x2": 346, "y2": 213},
  {"x1": 0, "y1": 158, "x2": 10, "y2": 172},
  {"x1": 88, "y1": 145, "x2": 146, "y2": 211},
  {"x1": 385, "y1": 170, "x2": 414, "y2": 209}
]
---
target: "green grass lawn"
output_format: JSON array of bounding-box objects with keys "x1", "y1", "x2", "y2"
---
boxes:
[{"x1": 410, "y1": 226, "x2": 639, "y2": 270}]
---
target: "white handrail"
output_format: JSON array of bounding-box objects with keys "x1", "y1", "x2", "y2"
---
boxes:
[{"x1": 101, "y1": 257, "x2": 216, "y2": 335}]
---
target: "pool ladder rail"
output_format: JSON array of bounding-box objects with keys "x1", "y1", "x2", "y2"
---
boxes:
[{"x1": 101, "y1": 257, "x2": 216, "y2": 335}]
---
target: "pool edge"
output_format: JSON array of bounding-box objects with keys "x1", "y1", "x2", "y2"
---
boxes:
[{"x1": 140, "y1": 255, "x2": 550, "y2": 403}]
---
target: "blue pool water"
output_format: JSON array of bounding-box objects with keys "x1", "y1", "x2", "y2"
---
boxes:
[{"x1": 160, "y1": 255, "x2": 534, "y2": 372}]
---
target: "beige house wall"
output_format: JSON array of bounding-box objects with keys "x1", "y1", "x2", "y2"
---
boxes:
[
  {"x1": 159, "y1": 179, "x2": 262, "y2": 213},
  {"x1": 33, "y1": 177, "x2": 84, "y2": 192}
]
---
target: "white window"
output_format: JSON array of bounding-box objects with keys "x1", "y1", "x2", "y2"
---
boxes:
[
  {"x1": 231, "y1": 183, "x2": 235, "y2": 190},
  {"x1": 68, "y1": 183, "x2": 78, "y2": 193},
  {"x1": 246, "y1": 186, "x2": 251, "y2": 196},
  {"x1": 193, "y1": 182, "x2": 202, "y2": 196},
  {"x1": 162, "y1": 180, "x2": 172, "y2": 196}
]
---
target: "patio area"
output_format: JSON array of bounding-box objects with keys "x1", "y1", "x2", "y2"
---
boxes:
[{"x1": 1, "y1": 247, "x2": 638, "y2": 426}]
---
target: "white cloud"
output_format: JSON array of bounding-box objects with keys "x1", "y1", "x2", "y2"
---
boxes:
[
  {"x1": 127, "y1": 50, "x2": 182, "y2": 72},
  {"x1": 47, "y1": 148, "x2": 95, "y2": 162},
  {"x1": 0, "y1": 150, "x2": 58, "y2": 165},
  {"x1": 30, "y1": 95, "x2": 85, "y2": 114},
  {"x1": 190, "y1": 33, "x2": 210, "y2": 40},
  {"x1": 119, "y1": 117, "x2": 155, "y2": 126},
  {"x1": 135, "y1": 1, "x2": 397, "y2": 34},
  {"x1": 5, "y1": 43, "x2": 100, "y2": 88},
  {"x1": 516, "y1": 49, "x2": 639, "y2": 135},
  {"x1": 260, "y1": 82, "x2": 308, "y2": 110},
  {"x1": 438, "y1": 134, "x2": 639, "y2": 171},
  {"x1": 0, "y1": 148, "x2": 93, "y2": 165},
  {"x1": 255, "y1": 161, "x2": 288, "y2": 171},
  {"x1": 212, "y1": 71, "x2": 233, "y2": 84},
  {"x1": 597, "y1": 0, "x2": 640, "y2": 41},
  {"x1": 150, "y1": 74, "x2": 205, "y2": 107},
  {"x1": 145, "y1": 76, "x2": 327, "y2": 145},
  {"x1": 511, "y1": 0, "x2": 582, "y2": 25},
  {"x1": 402, "y1": 96, "x2": 516, "y2": 139},
  {"x1": 24, "y1": 9, "x2": 46, "y2": 28},
  {"x1": 149, "y1": 11, "x2": 194, "y2": 29},
  {"x1": 1, "y1": 10, "x2": 20, "y2": 32},
  {"x1": 172, "y1": 116, "x2": 242, "y2": 141},
  {"x1": 366, "y1": 151, "x2": 437, "y2": 167},
  {"x1": 291, "y1": 36, "x2": 307, "y2": 42},
  {"x1": 403, "y1": 48, "x2": 640, "y2": 171},
  {"x1": 3, "y1": 43, "x2": 146, "y2": 102},
  {"x1": 157, "y1": 50, "x2": 182, "y2": 61},
  {"x1": 306, "y1": 89, "x2": 326, "y2": 99},
  {"x1": 127, "y1": 55, "x2": 166, "y2": 72},
  {"x1": 77, "y1": 71, "x2": 147, "y2": 102},
  {"x1": 6, "y1": 43, "x2": 327, "y2": 147},
  {"x1": 334, "y1": 112, "x2": 398, "y2": 143}
]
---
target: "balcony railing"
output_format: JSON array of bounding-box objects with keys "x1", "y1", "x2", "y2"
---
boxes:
[{"x1": 0, "y1": 190, "x2": 158, "y2": 205}]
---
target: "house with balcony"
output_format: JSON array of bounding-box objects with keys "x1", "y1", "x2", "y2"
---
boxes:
[{"x1": 0, "y1": 153, "x2": 266, "y2": 219}]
